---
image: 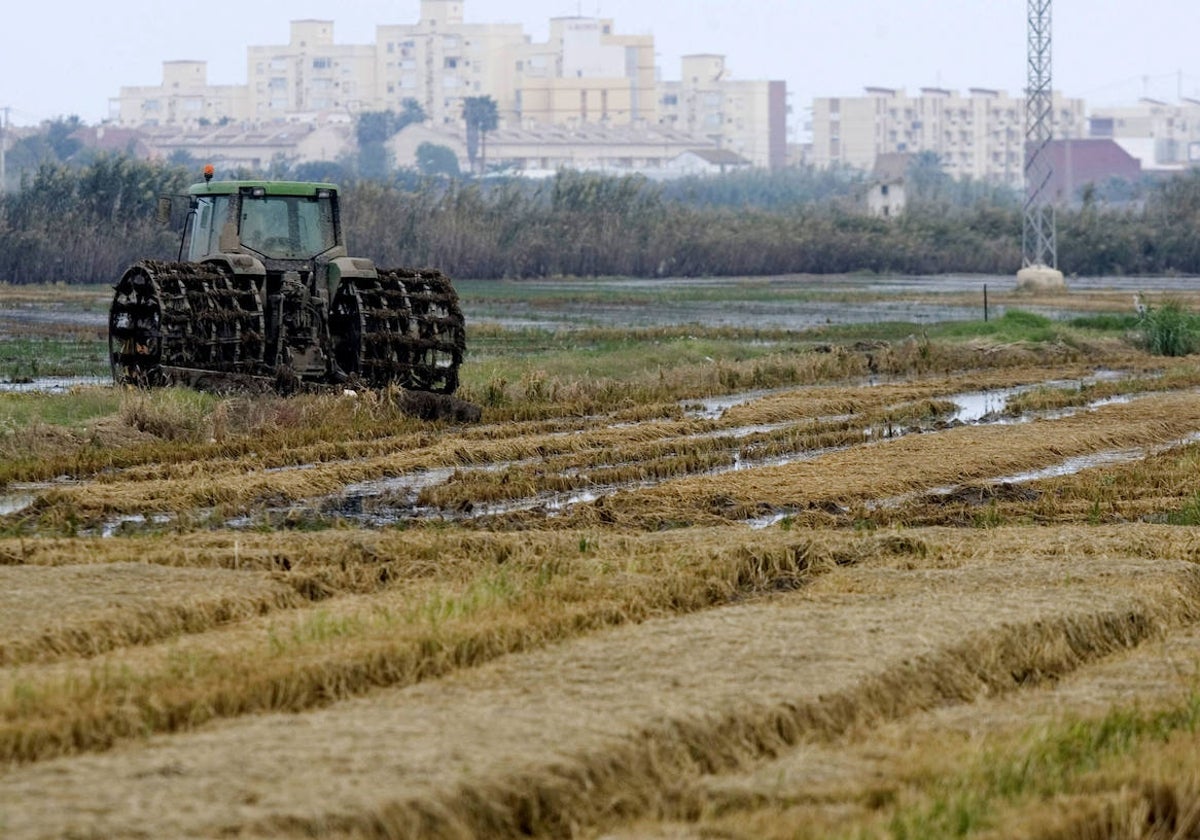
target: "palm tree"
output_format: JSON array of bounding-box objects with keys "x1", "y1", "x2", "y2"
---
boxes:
[{"x1": 462, "y1": 96, "x2": 499, "y2": 175}]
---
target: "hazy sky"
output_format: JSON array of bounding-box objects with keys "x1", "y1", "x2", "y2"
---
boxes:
[{"x1": 3, "y1": 0, "x2": 1197, "y2": 131}]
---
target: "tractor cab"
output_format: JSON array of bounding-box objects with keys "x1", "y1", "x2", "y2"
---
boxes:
[{"x1": 183, "y1": 179, "x2": 343, "y2": 265}]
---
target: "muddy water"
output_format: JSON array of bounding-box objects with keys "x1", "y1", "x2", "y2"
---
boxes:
[
  {"x1": 195, "y1": 373, "x2": 1172, "y2": 534},
  {"x1": 465, "y1": 273, "x2": 1193, "y2": 332},
  {"x1": 0, "y1": 376, "x2": 108, "y2": 393},
  {"x1": 76, "y1": 370, "x2": 1180, "y2": 537}
]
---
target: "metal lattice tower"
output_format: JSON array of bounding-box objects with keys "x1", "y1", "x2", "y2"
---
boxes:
[{"x1": 1023, "y1": 0, "x2": 1056, "y2": 269}]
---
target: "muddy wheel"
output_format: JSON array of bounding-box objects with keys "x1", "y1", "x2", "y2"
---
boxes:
[
  {"x1": 329, "y1": 284, "x2": 365, "y2": 379},
  {"x1": 386, "y1": 270, "x2": 466, "y2": 395},
  {"x1": 109, "y1": 264, "x2": 165, "y2": 387},
  {"x1": 205, "y1": 261, "x2": 265, "y2": 374}
]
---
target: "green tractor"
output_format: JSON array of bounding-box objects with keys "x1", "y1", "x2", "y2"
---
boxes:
[{"x1": 109, "y1": 170, "x2": 465, "y2": 394}]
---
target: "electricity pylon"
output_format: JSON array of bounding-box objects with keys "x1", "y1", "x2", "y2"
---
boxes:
[{"x1": 1019, "y1": 0, "x2": 1065, "y2": 288}]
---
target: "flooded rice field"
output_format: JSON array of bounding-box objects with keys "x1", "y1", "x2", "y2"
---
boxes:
[{"x1": 6, "y1": 275, "x2": 1200, "y2": 839}]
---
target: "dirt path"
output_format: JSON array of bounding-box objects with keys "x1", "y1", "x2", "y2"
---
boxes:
[{"x1": 2, "y1": 547, "x2": 1195, "y2": 839}]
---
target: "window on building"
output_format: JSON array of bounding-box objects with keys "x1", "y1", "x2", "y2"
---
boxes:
[{"x1": 313, "y1": 58, "x2": 331, "y2": 69}]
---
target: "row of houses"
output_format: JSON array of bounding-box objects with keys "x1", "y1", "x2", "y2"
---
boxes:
[{"x1": 75, "y1": 121, "x2": 755, "y2": 179}]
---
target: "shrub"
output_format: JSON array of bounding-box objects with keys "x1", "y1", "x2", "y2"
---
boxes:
[{"x1": 1138, "y1": 301, "x2": 1200, "y2": 357}]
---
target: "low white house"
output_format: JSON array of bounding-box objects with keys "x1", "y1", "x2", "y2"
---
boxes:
[
  {"x1": 139, "y1": 123, "x2": 354, "y2": 170},
  {"x1": 867, "y1": 152, "x2": 911, "y2": 218},
  {"x1": 867, "y1": 180, "x2": 907, "y2": 218},
  {"x1": 663, "y1": 149, "x2": 753, "y2": 176}
]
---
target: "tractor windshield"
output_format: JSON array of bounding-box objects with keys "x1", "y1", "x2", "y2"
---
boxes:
[{"x1": 239, "y1": 194, "x2": 337, "y2": 259}]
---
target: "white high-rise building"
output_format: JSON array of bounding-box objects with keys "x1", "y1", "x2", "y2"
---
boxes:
[{"x1": 811, "y1": 87, "x2": 1086, "y2": 187}]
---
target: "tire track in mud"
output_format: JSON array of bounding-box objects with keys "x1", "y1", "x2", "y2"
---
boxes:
[
  {"x1": 1, "y1": 549, "x2": 1197, "y2": 839},
  {"x1": 98, "y1": 372, "x2": 1192, "y2": 534},
  {"x1": 249, "y1": 372, "x2": 1197, "y2": 531},
  {"x1": 4, "y1": 369, "x2": 1192, "y2": 537}
]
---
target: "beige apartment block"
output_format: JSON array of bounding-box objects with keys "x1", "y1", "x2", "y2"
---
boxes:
[
  {"x1": 246, "y1": 20, "x2": 378, "y2": 121},
  {"x1": 111, "y1": 61, "x2": 251, "y2": 127},
  {"x1": 376, "y1": 0, "x2": 526, "y2": 128},
  {"x1": 107, "y1": 1, "x2": 784, "y2": 173},
  {"x1": 1088, "y1": 98, "x2": 1200, "y2": 168},
  {"x1": 659, "y1": 56, "x2": 788, "y2": 170},
  {"x1": 811, "y1": 87, "x2": 1086, "y2": 187},
  {"x1": 515, "y1": 16, "x2": 657, "y2": 128}
]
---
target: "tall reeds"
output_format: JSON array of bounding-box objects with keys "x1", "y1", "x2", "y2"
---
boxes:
[{"x1": 5, "y1": 160, "x2": 1200, "y2": 283}]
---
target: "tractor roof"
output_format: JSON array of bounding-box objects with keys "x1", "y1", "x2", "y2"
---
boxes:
[{"x1": 188, "y1": 180, "x2": 339, "y2": 197}]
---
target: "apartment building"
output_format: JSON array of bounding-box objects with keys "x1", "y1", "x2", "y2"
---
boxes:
[
  {"x1": 376, "y1": 0, "x2": 526, "y2": 127},
  {"x1": 659, "y1": 55, "x2": 788, "y2": 170},
  {"x1": 112, "y1": 60, "x2": 251, "y2": 126},
  {"x1": 1088, "y1": 98, "x2": 1200, "y2": 169},
  {"x1": 811, "y1": 87, "x2": 1086, "y2": 188},
  {"x1": 515, "y1": 17, "x2": 657, "y2": 128},
  {"x1": 246, "y1": 20, "x2": 377, "y2": 120},
  {"x1": 108, "y1": 1, "x2": 783, "y2": 172},
  {"x1": 112, "y1": 5, "x2": 655, "y2": 131}
]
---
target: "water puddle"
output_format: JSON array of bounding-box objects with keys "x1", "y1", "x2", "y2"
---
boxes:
[
  {"x1": 98, "y1": 513, "x2": 174, "y2": 538},
  {"x1": 0, "y1": 493, "x2": 35, "y2": 516},
  {"x1": 991, "y1": 432, "x2": 1200, "y2": 484},
  {"x1": 0, "y1": 376, "x2": 108, "y2": 393},
  {"x1": 683, "y1": 388, "x2": 793, "y2": 420},
  {"x1": 946, "y1": 369, "x2": 1131, "y2": 425}
]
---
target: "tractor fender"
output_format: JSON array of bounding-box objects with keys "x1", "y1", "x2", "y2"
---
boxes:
[
  {"x1": 325, "y1": 256, "x2": 378, "y2": 300},
  {"x1": 203, "y1": 254, "x2": 267, "y2": 279}
]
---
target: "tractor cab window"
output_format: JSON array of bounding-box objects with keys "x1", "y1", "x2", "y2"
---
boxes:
[
  {"x1": 187, "y1": 195, "x2": 231, "y2": 261},
  {"x1": 239, "y1": 193, "x2": 337, "y2": 259}
]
